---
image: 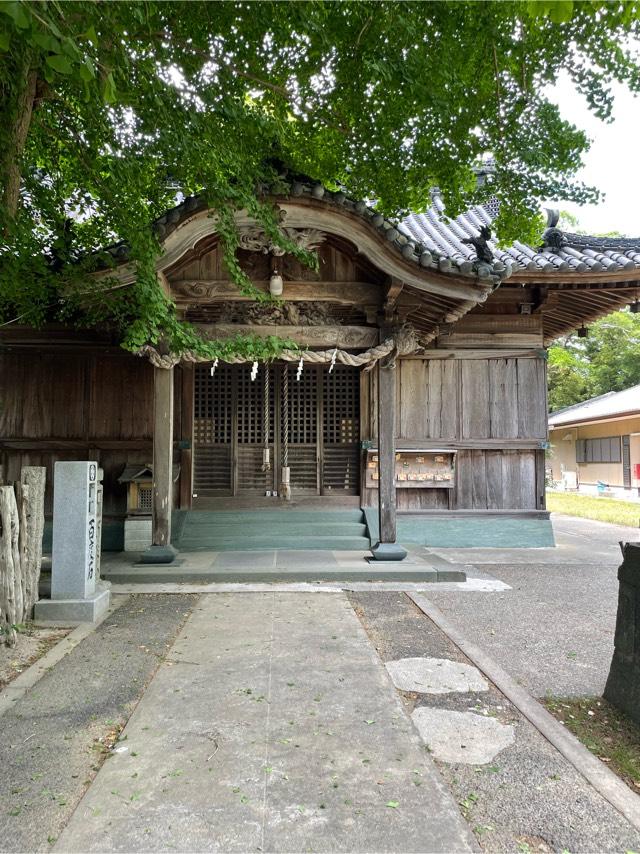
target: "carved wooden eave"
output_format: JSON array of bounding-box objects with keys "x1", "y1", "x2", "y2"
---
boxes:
[{"x1": 101, "y1": 200, "x2": 493, "y2": 306}]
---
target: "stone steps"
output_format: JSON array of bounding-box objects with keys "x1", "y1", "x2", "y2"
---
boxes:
[{"x1": 173, "y1": 509, "x2": 370, "y2": 552}]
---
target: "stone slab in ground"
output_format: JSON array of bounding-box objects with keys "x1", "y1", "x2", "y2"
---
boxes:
[
  {"x1": 54, "y1": 592, "x2": 475, "y2": 854},
  {"x1": 349, "y1": 590, "x2": 640, "y2": 853}
]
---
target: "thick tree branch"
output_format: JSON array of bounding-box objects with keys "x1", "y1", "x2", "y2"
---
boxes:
[{"x1": 2, "y1": 53, "x2": 37, "y2": 227}]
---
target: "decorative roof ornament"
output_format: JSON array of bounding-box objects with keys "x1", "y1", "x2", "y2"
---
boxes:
[
  {"x1": 237, "y1": 226, "x2": 326, "y2": 256},
  {"x1": 542, "y1": 208, "x2": 567, "y2": 250},
  {"x1": 462, "y1": 225, "x2": 494, "y2": 263}
]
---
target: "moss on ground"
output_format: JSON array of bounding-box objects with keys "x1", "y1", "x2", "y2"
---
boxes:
[
  {"x1": 546, "y1": 492, "x2": 640, "y2": 528},
  {"x1": 544, "y1": 696, "x2": 640, "y2": 792}
]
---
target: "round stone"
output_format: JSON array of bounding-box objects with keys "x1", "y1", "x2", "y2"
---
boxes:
[
  {"x1": 385, "y1": 657, "x2": 488, "y2": 694},
  {"x1": 411, "y1": 707, "x2": 515, "y2": 764}
]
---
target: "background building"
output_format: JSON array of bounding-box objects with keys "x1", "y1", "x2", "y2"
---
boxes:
[{"x1": 549, "y1": 384, "x2": 640, "y2": 498}]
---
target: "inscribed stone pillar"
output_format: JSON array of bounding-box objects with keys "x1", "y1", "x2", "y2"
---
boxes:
[{"x1": 34, "y1": 461, "x2": 110, "y2": 621}]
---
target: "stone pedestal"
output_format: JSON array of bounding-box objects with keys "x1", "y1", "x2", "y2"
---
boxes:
[
  {"x1": 124, "y1": 517, "x2": 153, "y2": 552},
  {"x1": 34, "y1": 461, "x2": 111, "y2": 623},
  {"x1": 604, "y1": 542, "x2": 640, "y2": 724}
]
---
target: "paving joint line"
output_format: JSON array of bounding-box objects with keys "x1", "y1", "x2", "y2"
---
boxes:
[{"x1": 407, "y1": 592, "x2": 640, "y2": 833}]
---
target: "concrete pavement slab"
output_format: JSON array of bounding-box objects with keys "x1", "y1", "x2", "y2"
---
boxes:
[{"x1": 54, "y1": 593, "x2": 476, "y2": 853}]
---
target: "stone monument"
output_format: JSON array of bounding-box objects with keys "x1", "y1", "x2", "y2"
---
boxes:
[{"x1": 34, "y1": 461, "x2": 111, "y2": 622}]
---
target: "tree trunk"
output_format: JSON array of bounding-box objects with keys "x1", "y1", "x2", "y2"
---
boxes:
[{"x1": 1, "y1": 49, "x2": 37, "y2": 225}]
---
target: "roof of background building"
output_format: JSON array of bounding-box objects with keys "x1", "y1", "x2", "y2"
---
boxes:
[{"x1": 549, "y1": 383, "x2": 640, "y2": 427}]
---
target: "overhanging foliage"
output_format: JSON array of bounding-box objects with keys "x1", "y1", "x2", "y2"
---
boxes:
[{"x1": 1, "y1": 0, "x2": 640, "y2": 357}]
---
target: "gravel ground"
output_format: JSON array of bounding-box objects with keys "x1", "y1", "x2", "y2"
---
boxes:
[
  {"x1": 350, "y1": 591, "x2": 640, "y2": 854},
  {"x1": 0, "y1": 594, "x2": 198, "y2": 853}
]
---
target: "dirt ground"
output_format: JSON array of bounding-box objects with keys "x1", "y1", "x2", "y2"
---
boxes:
[{"x1": 0, "y1": 626, "x2": 71, "y2": 689}]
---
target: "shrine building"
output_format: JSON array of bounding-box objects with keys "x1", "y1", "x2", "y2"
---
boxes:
[{"x1": 1, "y1": 180, "x2": 639, "y2": 561}]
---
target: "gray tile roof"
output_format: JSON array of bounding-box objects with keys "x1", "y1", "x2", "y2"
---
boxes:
[
  {"x1": 401, "y1": 199, "x2": 640, "y2": 277},
  {"x1": 103, "y1": 179, "x2": 640, "y2": 284}
]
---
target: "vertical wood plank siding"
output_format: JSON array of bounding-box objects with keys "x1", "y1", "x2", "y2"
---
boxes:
[
  {"x1": 362, "y1": 355, "x2": 547, "y2": 510},
  {"x1": 0, "y1": 352, "x2": 164, "y2": 517}
]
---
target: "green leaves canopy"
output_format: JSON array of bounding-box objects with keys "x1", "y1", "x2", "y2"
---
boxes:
[
  {"x1": 548, "y1": 310, "x2": 640, "y2": 411},
  {"x1": 1, "y1": 0, "x2": 640, "y2": 357}
]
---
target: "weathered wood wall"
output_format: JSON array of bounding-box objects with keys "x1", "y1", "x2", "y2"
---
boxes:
[
  {"x1": 361, "y1": 353, "x2": 548, "y2": 511},
  {"x1": 0, "y1": 351, "x2": 189, "y2": 522}
]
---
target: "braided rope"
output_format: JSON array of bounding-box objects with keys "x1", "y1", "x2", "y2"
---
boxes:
[
  {"x1": 282, "y1": 362, "x2": 289, "y2": 469},
  {"x1": 138, "y1": 325, "x2": 420, "y2": 370},
  {"x1": 263, "y1": 366, "x2": 270, "y2": 448},
  {"x1": 261, "y1": 365, "x2": 271, "y2": 472}
]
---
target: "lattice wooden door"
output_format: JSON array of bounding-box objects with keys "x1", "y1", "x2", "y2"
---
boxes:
[
  {"x1": 283, "y1": 365, "x2": 319, "y2": 494},
  {"x1": 236, "y1": 364, "x2": 277, "y2": 495},
  {"x1": 193, "y1": 363, "x2": 233, "y2": 495},
  {"x1": 193, "y1": 362, "x2": 360, "y2": 498},
  {"x1": 322, "y1": 364, "x2": 360, "y2": 495}
]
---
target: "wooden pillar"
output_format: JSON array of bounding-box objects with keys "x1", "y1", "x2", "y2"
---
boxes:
[
  {"x1": 179, "y1": 365, "x2": 194, "y2": 509},
  {"x1": 141, "y1": 365, "x2": 177, "y2": 563},
  {"x1": 371, "y1": 330, "x2": 407, "y2": 562}
]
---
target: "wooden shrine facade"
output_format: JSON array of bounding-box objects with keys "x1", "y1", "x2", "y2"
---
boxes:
[{"x1": 1, "y1": 183, "x2": 639, "y2": 556}]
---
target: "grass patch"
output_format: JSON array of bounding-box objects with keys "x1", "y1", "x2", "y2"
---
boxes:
[
  {"x1": 543, "y1": 695, "x2": 640, "y2": 792},
  {"x1": 546, "y1": 491, "x2": 640, "y2": 528}
]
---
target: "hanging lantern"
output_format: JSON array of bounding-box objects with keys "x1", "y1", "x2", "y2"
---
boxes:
[
  {"x1": 577, "y1": 324, "x2": 589, "y2": 338},
  {"x1": 269, "y1": 268, "x2": 283, "y2": 297},
  {"x1": 630, "y1": 299, "x2": 640, "y2": 314}
]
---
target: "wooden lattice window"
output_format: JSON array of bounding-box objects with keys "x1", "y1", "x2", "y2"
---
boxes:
[
  {"x1": 194, "y1": 364, "x2": 232, "y2": 445},
  {"x1": 286, "y1": 366, "x2": 317, "y2": 445},
  {"x1": 323, "y1": 365, "x2": 359, "y2": 444},
  {"x1": 237, "y1": 365, "x2": 275, "y2": 445}
]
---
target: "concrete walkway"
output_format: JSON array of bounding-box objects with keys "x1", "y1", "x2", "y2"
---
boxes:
[{"x1": 55, "y1": 593, "x2": 475, "y2": 853}]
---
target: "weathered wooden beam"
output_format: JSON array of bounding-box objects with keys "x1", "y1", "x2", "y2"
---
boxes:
[
  {"x1": 384, "y1": 277, "x2": 405, "y2": 310},
  {"x1": 371, "y1": 327, "x2": 406, "y2": 561},
  {"x1": 436, "y1": 331, "x2": 544, "y2": 348},
  {"x1": 401, "y1": 348, "x2": 545, "y2": 360},
  {"x1": 194, "y1": 324, "x2": 378, "y2": 348},
  {"x1": 179, "y1": 365, "x2": 194, "y2": 510},
  {"x1": 171, "y1": 280, "x2": 384, "y2": 306},
  {"x1": 142, "y1": 366, "x2": 176, "y2": 564},
  {"x1": 393, "y1": 438, "x2": 547, "y2": 450},
  {"x1": 0, "y1": 440, "x2": 153, "y2": 450},
  {"x1": 451, "y1": 314, "x2": 543, "y2": 333}
]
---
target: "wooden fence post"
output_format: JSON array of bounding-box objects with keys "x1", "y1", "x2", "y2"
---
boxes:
[
  {"x1": 0, "y1": 466, "x2": 46, "y2": 646},
  {"x1": 0, "y1": 485, "x2": 19, "y2": 647},
  {"x1": 18, "y1": 467, "x2": 46, "y2": 618}
]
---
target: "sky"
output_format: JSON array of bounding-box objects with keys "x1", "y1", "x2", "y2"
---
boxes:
[{"x1": 549, "y1": 73, "x2": 640, "y2": 236}]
